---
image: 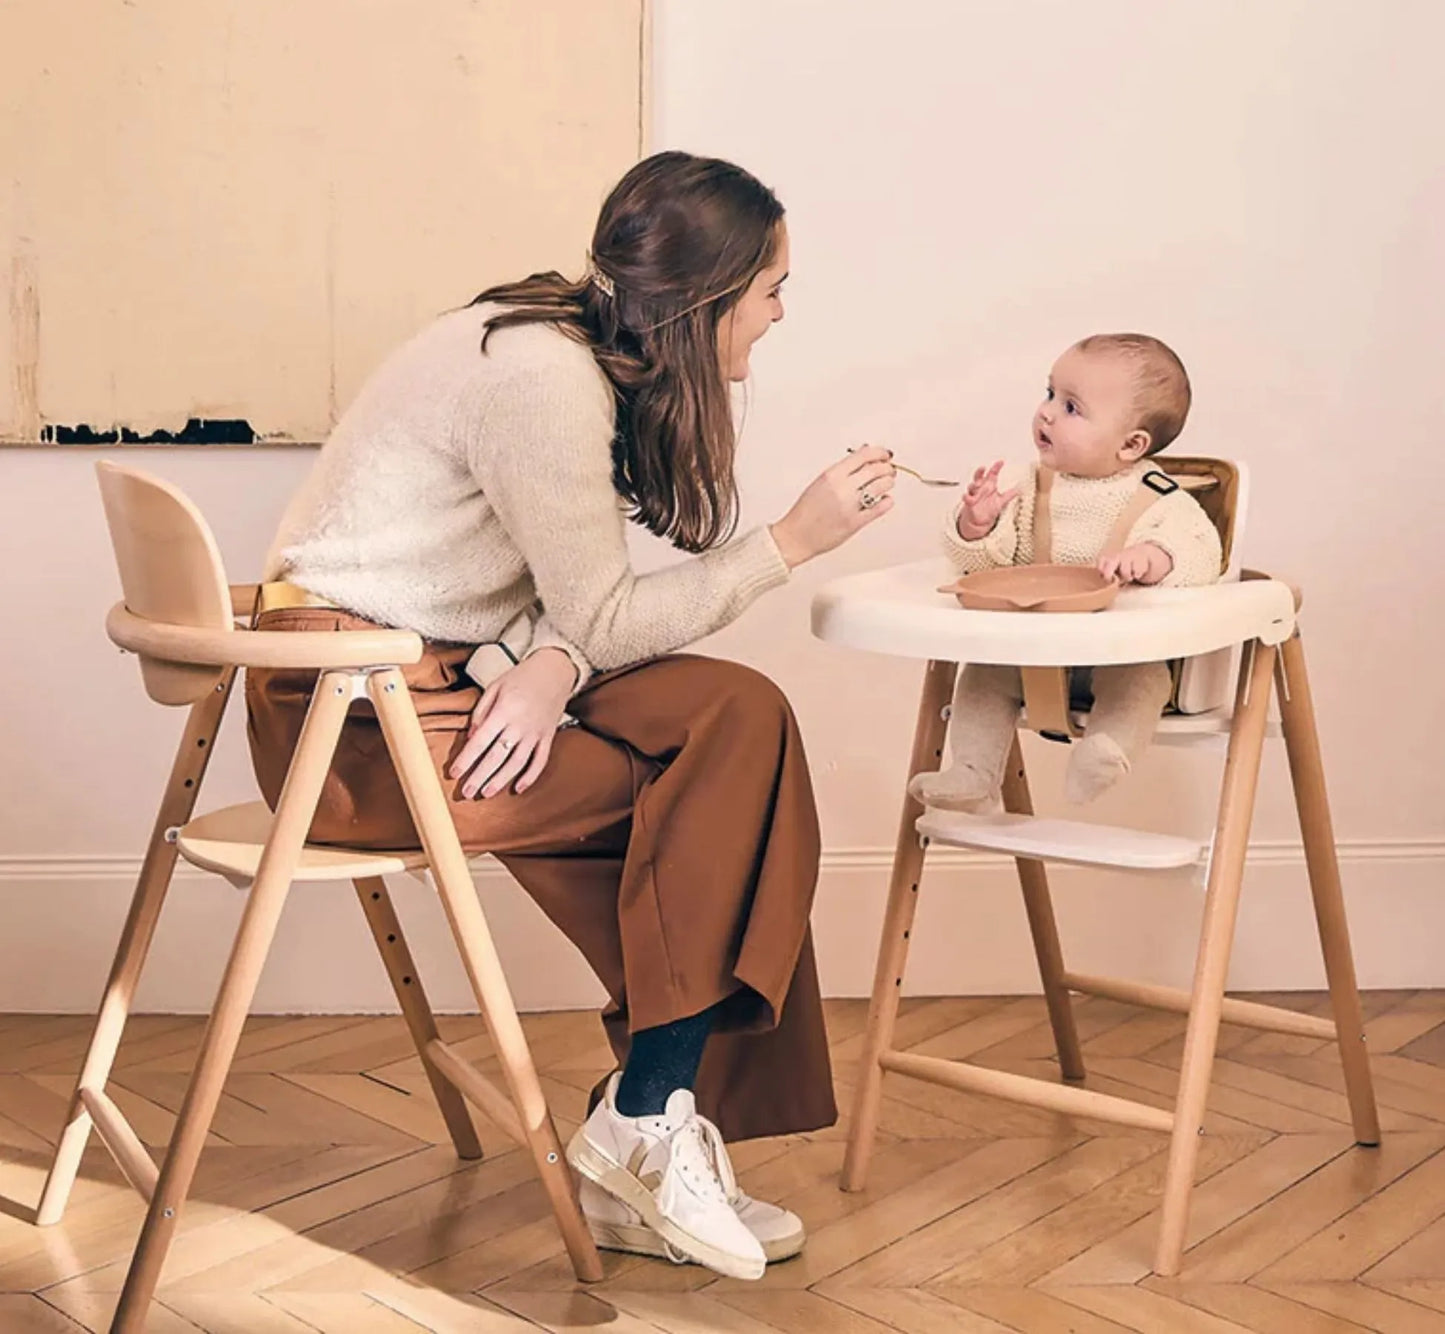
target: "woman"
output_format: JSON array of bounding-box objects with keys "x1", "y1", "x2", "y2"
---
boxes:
[{"x1": 247, "y1": 151, "x2": 896, "y2": 1280}]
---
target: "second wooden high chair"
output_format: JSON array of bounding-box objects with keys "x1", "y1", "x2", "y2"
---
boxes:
[
  {"x1": 818, "y1": 456, "x2": 1381, "y2": 1277},
  {"x1": 36, "y1": 462, "x2": 602, "y2": 1333}
]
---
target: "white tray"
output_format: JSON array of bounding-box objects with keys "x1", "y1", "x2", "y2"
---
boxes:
[{"x1": 811, "y1": 559, "x2": 1295, "y2": 667}]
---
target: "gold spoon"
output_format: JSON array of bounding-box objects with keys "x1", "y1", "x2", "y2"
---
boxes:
[
  {"x1": 892, "y1": 461, "x2": 959, "y2": 488},
  {"x1": 851, "y1": 444, "x2": 959, "y2": 487}
]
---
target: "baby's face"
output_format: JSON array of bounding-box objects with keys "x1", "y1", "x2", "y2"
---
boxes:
[{"x1": 1032, "y1": 347, "x2": 1144, "y2": 477}]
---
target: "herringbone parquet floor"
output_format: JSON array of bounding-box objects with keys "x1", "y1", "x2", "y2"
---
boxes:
[{"x1": 3, "y1": 991, "x2": 1445, "y2": 1332}]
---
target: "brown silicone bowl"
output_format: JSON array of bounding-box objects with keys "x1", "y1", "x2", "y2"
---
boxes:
[{"x1": 937, "y1": 564, "x2": 1120, "y2": 613}]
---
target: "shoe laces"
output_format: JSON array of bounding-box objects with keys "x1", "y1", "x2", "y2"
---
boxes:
[{"x1": 666, "y1": 1110, "x2": 737, "y2": 1206}]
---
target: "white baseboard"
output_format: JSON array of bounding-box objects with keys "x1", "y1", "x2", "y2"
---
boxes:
[{"x1": 1, "y1": 839, "x2": 1441, "y2": 1014}]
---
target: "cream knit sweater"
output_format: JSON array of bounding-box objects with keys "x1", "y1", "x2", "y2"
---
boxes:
[
  {"x1": 942, "y1": 460, "x2": 1222, "y2": 587},
  {"x1": 266, "y1": 305, "x2": 791, "y2": 687}
]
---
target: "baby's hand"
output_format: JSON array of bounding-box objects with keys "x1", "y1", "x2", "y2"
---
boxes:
[
  {"x1": 957, "y1": 461, "x2": 1021, "y2": 541},
  {"x1": 1099, "y1": 542, "x2": 1173, "y2": 586}
]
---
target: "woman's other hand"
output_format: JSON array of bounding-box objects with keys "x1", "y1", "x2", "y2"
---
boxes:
[
  {"x1": 447, "y1": 648, "x2": 577, "y2": 799},
  {"x1": 770, "y1": 444, "x2": 896, "y2": 568}
]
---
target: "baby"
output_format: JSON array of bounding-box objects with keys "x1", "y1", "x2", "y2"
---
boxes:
[{"x1": 911, "y1": 333, "x2": 1223, "y2": 808}]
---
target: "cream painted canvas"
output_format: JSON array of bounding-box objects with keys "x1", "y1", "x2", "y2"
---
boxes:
[{"x1": 0, "y1": 0, "x2": 646, "y2": 447}]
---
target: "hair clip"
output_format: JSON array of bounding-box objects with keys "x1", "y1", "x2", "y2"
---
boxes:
[{"x1": 585, "y1": 256, "x2": 616, "y2": 299}]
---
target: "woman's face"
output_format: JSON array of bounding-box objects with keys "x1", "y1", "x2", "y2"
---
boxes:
[{"x1": 716, "y1": 222, "x2": 789, "y2": 383}]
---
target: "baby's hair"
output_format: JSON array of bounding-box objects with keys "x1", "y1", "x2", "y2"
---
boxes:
[{"x1": 1074, "y1": 332, "x2": 1191, "y2": 455}]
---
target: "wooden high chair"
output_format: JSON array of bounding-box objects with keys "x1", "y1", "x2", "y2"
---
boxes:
[
  {"x1": 35, "y1": 462, "x2": 602, "y2": 1332},
  {"x1": 812, "y1": 456, "x2": 1380, "y2": 1277}
]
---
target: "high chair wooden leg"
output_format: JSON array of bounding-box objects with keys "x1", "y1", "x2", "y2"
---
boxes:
[
  {"x1": 37, "y1": 670, "x2": 236, "y2": 1228},
  {"x1": 1154, "y1": 639, "x2": 1276, "y2": 1277},
  {"x1": 1276, "y1": 633, "x2": 1381, "y2": 1146},
  {"x1": 1000, "y1": 735, "x2": 1085, "y2": 1082},
  {"x1": 111, "y1": 670, "x2": 353, "y2": 1333},
  {"x1": 353, "y1": 875, "x2": 483, "y2": 1160},
  {"x1": 842, "y1": 659, "x2": 957, "y2": 1193},
  {"x1": 367, "y1": 668, "x2": 604, "y2": 1284}
]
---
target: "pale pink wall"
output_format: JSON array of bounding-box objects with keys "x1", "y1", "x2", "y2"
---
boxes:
[{"x1": 2, "y1": 1, "x2": 1441, "y2": 1011}]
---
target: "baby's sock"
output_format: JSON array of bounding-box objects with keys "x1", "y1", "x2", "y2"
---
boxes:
[
  {"x1": 909, "y1": 764, "x2": 998, "y2": 810},
  {"x1": 1064, "y1": 732, "x2": 1130, "y2": 804},
  {"x1": 1065, "y1": 662, "x2": 1173, "y2": 804},
  {"x1": 909, "y1": 663, "x2": 1022, "y2": 811}
]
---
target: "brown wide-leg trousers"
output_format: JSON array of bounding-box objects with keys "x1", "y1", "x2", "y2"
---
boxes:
[{"x1": 245, "y1": 607, "x2": 837, "y2": 1143}]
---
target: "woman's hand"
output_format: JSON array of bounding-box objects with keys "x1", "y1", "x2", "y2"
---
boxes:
[
  {"x1": 770, "y1": 444, "x2": 897, "y2": 569},
  {"x1": 1098, "y1": 542, "x2": 1173, "y2": 586},
  {"x1": 447, "y1": 648, "x2": 577, "y2": 799},
  {"x1": 956, "y1": 461, "x2": 1021, "y2": 541}
]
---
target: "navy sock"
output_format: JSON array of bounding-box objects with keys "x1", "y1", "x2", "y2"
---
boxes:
[{"x1": 613, "y1": 1004, "x2": 718, "y2": 1117}]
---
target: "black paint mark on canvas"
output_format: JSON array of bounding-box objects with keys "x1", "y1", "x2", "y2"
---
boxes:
[{"x1": 40, "y1": 417, "x2": 257, "y2": 445}]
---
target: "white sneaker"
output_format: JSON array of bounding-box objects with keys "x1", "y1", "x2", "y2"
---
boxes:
[
  {"x1": 579, "y1": 1177, "x2": 805, "y2": 1264},
  {"x1": 566, "y1": 1075, "x2": 767, "y2": 1280}
]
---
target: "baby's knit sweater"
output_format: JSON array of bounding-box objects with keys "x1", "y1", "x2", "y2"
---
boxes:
[
  {"x1": 942, "y1": 460, "x2": 1222, "y2": 587},
  {"x1": 266, "y1": 305, "x2": 791, "y2": 686}
]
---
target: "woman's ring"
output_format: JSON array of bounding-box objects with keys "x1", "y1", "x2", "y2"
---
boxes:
[
  {"x1": 858, "y1": 490, "x2": 879, "y2": 511},
  {"x1": 497, "y1": 737, "x2": 515, "y2": 752}
]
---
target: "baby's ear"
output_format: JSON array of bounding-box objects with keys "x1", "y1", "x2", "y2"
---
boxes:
[{"x1": 1120, "y1": 429, "x2": 1152, "y2": 462}]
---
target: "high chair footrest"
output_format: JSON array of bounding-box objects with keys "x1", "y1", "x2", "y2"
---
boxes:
[
  {"x1": 917, "y1": 810, "x2": 1206, "y2": 870},
  {"x1": 178, "y1": 801, "x2": 429, "y2": 883}
]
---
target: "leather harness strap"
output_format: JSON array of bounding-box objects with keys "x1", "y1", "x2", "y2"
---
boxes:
[
  {"x1": 1030, "y1": 465, "x2": 1177, "y2": 566},
  {"x1": 1022, "y1": 465, "x2": 1178, "y2": 740}
]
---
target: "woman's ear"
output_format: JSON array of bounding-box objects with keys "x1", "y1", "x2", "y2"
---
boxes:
[{"x1": 1120, "y1": 429, "x2": 1152, "y2": 462}]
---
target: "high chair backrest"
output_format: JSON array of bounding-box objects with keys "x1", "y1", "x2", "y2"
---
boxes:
[
  {"x1": 1155, "y1": 456, "x2": 1248, "y2": 577},
  {"x1": 96, "y1": 461, "x2": 233, "y2": 707},
  {"x1": 1155, "y1": 456, "x2": 1250, "y2": 714}
]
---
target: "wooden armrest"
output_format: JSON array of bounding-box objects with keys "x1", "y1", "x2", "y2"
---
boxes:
[{"x1": 107, "y1": 603, "x2": 425, "y2": 670}]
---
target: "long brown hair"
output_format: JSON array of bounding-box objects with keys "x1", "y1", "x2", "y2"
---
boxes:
[{"x1": 471, "y1": 151, "x2": 785, "y2": 552}]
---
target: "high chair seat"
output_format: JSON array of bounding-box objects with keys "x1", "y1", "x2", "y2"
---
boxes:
[
  {"x1": 176, "y1": 801, "x2": 428, "y2": 883},
  {"x1": 917, "y1": 809, "x2": 1206, "y2": 871},
  {"x1": 1050, "y1": 706, "x2": 1283, "y2": 745}
]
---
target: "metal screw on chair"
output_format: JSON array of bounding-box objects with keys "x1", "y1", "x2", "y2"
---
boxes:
[
  {"x1": 547, "y1": 1152, "x2": 558, "y2": 1163},
  {"x1": 385, "y1": 682, "x2": 396, "y2": 692}
]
